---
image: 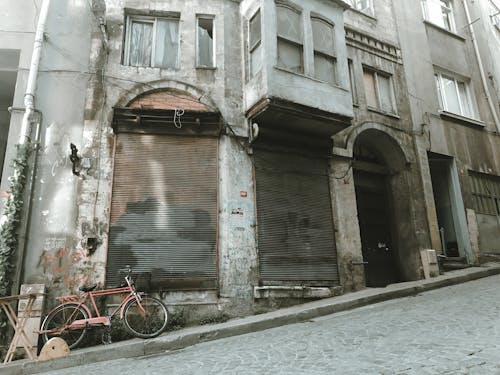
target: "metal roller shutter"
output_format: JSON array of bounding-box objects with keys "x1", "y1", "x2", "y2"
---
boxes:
[
  {"x1": 254, "y1": 150, "x2": 339, "y2": 284},
  {"x1": 106, "y1": 134, "x2": 218, "y2": 290}
]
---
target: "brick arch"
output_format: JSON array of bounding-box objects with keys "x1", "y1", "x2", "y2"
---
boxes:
[{"x1": 127, "y1": 89, "x2": 212, "y2": 112}]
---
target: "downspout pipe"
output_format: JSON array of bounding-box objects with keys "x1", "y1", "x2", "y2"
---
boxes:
[
  {"x1": 19, "y1": 0, "x2": 51, "y2": 145},
  {"x1": 462, "y1": 0, "x2": 500, "y2": 133}
]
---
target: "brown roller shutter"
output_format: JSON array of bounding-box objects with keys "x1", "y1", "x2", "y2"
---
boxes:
[
  {"x1": 106, "y1": 133, "x2": 218, "y2": 290},
  {"x1": 254, "y1": 150, "x2": 339, "y2": 285}
]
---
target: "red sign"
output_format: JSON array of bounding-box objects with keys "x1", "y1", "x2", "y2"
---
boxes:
[{"x1": 240, "y1": 191, "x2": 248, "y2": 198}]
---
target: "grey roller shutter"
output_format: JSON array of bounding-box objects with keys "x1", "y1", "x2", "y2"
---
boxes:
[
  {"x1": 254, "y1": 150, "x2": 339, "y2": 284},
  {"x1": 106, "y1": 133, "x2": 218, "y2": 290}
]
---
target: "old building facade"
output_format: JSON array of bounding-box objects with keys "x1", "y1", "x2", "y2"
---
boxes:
[{"x1": 1, "y1": 0, "x2": 499, "y2": 321}]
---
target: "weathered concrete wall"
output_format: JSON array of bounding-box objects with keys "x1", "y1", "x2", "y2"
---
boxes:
[
  {"x1": 218, "y1": 136, "x2": 258, "y2": 314},
  {"x1": 393, "y1": 0, "x2": 500, "y2": 264},
  {"x1": 0, "y1": 0, "x2": 95, "y2": 298},
  {"x1": 73, "y1": 0, "x2": 250, "y2": 314}
]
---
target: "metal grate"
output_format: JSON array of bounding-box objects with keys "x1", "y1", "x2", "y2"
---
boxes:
[{"x1": 106, "y1": 134, "x2": 218, "y2": 290}]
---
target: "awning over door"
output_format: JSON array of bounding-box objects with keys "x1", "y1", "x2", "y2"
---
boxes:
[
  {"x1": 254, "y1": 150, "x2": 339, "y2": 285},
  {"x1": 106, "y1": 133, "x2": 218, "y2": 290}
]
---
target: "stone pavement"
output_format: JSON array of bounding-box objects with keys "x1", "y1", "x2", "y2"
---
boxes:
[{"x1": 4, "y1": 263, "x2": 500, "y2": 374}]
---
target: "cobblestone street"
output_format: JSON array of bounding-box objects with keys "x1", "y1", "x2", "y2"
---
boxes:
[{"x1": 43, "y1": 275, "x2": 500, "y2": 374}]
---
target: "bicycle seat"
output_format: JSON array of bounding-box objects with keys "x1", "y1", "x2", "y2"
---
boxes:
[{"x1": 79, "y1": 284, "x2": 97, "y2": 292}]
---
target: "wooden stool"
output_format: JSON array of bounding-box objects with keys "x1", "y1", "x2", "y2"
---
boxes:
[{"x1": 0, "y1": 293, "x2": 44, "y2": 364}]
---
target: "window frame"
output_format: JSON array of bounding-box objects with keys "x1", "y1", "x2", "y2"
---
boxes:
[
  {"x1": 311, "y1": 16, "x2": 336, "y2": 85},
  {"x1": 348, "y1": 0, "x2": 374, "y2": 16},
  {"x1": 196, "y1": 15, "x2": 216, "y2": 68},
  {"x1": 362, "y1": 67, "x2": 397, "y2": 115},
  {"x1": 421, "y1": 0, "x2": 456, "y2": 32},
  {"x1": 348, "y1": 59, "x2": 358, "y2": 105},
  {"x1": 123, "y1": 15, "x2": 180, "y2": 69},
  {"x1": 275, "y1": 3, "x2": 304, "y2": 74},
  {"x1": 249, "y1": 9, "x2": 262, "y2": 77},
  {"x1": 434, "y1": 72, "x2": 475, "y2": 119},
  {"x1": 469, "y1": 171, "x2": 500, "y2": 216}
]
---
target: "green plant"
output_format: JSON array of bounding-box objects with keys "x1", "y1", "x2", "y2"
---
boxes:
[
  {"x1": 166, "y1": 309, "x2": 186, "y2": 331},
  {"x1": 0, "y1": 142, "x2": 35, "y2": 347},
  {"x1": 199, "y1": 312, "x2": 230, "y2": 326}
]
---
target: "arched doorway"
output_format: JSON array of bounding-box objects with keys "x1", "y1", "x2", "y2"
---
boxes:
[{"x1": 352, "y1": 129, "x2": 409, "y2": 287}]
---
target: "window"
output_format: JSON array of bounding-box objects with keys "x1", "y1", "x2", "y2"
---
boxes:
[
  {"x1": 249, "y1": 10, "x2": 262, "y2": 77},
  {"x1": 124, "y1": 15, "x2": 179, "y2": 68},
  {"x1": 311, "y1": 17, "x2": 336, "y2": 85},
  {"x1": 197, "y1": 16, "x2": 215, "y2": 67},
  {"x1": 434, "y1": 72, "x2": 474, "y2": 118},
  {"x1": 348, "y1": 0, "x2": 373, "y2": 15},
  {"x1": 421, "y1": 0, "x2": 455, "y2": 31},
  {"x1": 276, "y1": 4, "x2": 303, "y2": 74},
  {"x1": 469, "y1": 172, "x2": 500, "y2": 216},
  {"x1": 363, "y1": 68, "x2": 396, "y2": 114},
  {"x1": 348, "y1": 60, "x2": 358, "y2": 104}
]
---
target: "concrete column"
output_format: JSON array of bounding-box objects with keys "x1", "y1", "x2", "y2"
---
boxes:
[
  {"x1": 329, "y1": 155, "x2": 365, "y2": 292},
  {"x1": 218, "y1": 136, "x2": 258, "y2": 311}
]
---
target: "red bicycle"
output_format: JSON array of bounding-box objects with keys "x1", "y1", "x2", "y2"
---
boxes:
[{"x1": 39, "y1": 267, "x2": 168, "y2": 349}]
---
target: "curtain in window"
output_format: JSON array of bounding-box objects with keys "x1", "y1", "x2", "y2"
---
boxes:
[
  {"x1": 442, "y1": 76, "x2": 461, "y2": 114},
  {"x1": 457, "y1": 82, "x2": 472, "y2": 117},
  {"x1": 197, "y1": 19, "x2": 214, "y2": 67},
  {"x1": 130, "y1": 21, "x2": 153, "y2": 67},
  {"x1": 154, "y1": 19, "x2": 179, "y2": 68}
]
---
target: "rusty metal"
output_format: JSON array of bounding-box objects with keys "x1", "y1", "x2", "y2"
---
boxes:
[
  {"x1": 253, "y1": 149, "x2": 340, "y2": 285},
  {"x1": 106, "y1": 133, "x2": 218, "y2": 290}
]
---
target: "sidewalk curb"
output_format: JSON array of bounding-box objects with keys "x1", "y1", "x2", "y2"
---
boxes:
[{"x1": 5, "y1": 264, "x2": 500, "y2": 374}]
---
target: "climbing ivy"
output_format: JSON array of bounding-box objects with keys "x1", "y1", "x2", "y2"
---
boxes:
[{"x1": 0, "y1": 142, "x2": 34, "y2": 349}]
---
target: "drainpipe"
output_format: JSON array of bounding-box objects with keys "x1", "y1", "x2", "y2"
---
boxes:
[
  {"x1": 19, "y1": 0, "x2": 50, "y2": 145},
  {"x1": 10, "y1": 0, "x2": 51, "y2": 295},
  {"x1": 462, "y1": 0, "x2": 500, "y2": 133}
]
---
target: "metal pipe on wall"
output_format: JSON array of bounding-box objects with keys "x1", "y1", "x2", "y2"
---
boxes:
[{"x1": 19, "y1": 0, "x2": 51, "y2": 145}]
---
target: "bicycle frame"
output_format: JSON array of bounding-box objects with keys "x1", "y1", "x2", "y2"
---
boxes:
[{"x1": 45, "y1": 278, "x2": 147, "y2": 333}]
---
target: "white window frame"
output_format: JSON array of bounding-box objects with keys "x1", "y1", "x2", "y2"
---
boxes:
[
  {"x1": 196, "y1": 15, "x2": 216, "y2": 68},
  {"x1": 124, "y1": 15, "x2": 180, "y2": 68},
  {"x1": 348, "y1": 0, "x2": 374, "y2": 16},
  {"x1": 421, "y1": 0, "x2": 456, "y2": 32},
  {"x1": 434, "y1": 72, "x2": 476, "y2": 118},
  {"x1": 363, "y1": 68, "x2": 397, "y2": 114}
]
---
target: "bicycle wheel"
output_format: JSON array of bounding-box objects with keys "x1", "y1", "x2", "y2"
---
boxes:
[
  {"x1": 123, "y1": 296, "x2": 168, "y2": 338},
  {"x1": 41, "y1": 303, "x2": 88, "y2": 349}
]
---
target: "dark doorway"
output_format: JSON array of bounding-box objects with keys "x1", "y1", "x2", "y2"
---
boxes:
[
  {"x1": 428, "y1": 153, "x2": 472, "y2": 261},
  {"x1": 354, "y1": 170, "x2": 399, "y2": 287}
]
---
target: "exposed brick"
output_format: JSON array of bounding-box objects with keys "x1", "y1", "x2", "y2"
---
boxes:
[{"x1": 128, "y1": 89, "x2": 211, "y2": 111}]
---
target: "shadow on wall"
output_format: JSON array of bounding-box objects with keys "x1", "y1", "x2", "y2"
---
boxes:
[{"x1": 106, "y1": 197, "x2": 216, "y2": 288}]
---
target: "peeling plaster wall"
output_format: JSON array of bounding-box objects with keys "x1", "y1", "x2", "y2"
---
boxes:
[
  {"x1": 75, "y1": 0, "x2": 251, "y2": 315},
  {"x1": 0, "y1": 0, "x2": 97, "y2": 299}
]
